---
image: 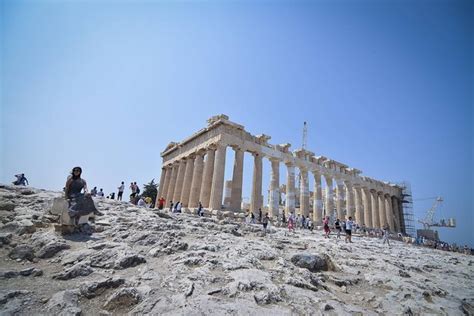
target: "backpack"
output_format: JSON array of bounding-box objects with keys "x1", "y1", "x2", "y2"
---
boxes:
[{"x1": 136, "y1": 186, "x2": 140, "y2": 194}]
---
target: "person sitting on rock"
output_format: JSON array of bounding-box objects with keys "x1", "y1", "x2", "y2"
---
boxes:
[
  {"x1": 65, "y1": 167, "x2": 100, "y2": 224},
  {"x1": 13, "y1": 173, "x2": 28, "y2": 186},
  {"x1": 137, "y1": 196, "x2": 146, "y2": 207},
  {"x1": 90, "y1": 187, "x2": 97, "y2": 197}
]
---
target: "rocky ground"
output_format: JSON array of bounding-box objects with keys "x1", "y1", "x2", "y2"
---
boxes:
[{"x1": 0, "y1": 184, "x2": 473, "y2": 315}]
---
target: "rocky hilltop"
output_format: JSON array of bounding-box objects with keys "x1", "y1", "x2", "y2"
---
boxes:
[{"x1": 0, "y1": 185, "x2": 473, "y2": 315}]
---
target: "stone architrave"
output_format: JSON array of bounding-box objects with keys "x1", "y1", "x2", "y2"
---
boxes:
[
  {"x1": 378, "y1": 193, "x2": 387, "y2": 227},
  {"x1": 324, "y1": 175, "x2": 334, "y2": 218},
  {"x1": 180, "y1": 156, "x2": 195, "y2": 207},
  {"x1": 199, "y1": 147, "x2": 216, "y2": 208},
  {"x1": 230, "y1": 147, "x2": 244, "y2": 211},
  {"x1": 362, "y1": 188, "x2": 372, "y2": 228},
  {"x1": 209, "y1": 144, "x2": 227, "y2": 211},
  {"x1": 166, "y1": 164, "x2": 179, "y2": 204},
  {"x1": 385, "y1": 195, "x2": 395, "y2": 231},
  {"x1": 345, "y1": 182, "x2": 354, "y2": 219},
  {"x1": 250, "y1": 153, "x2": 263, "y2": 216},
  {"x1": 371, "y1": 190, "x2": 380, "y2": 228},
  {"x1": 300, "y1": 169, "x2": 310, "y2": 217},
  {"x1": 285, "y1": 163, "x2": 296, "y2": 216},
  {"x1": 335, "y1": 179, "x2": 345, "y2": 220},
  {"x1": 312, "y1": 171, "x2": 323, "y2": 224},
  {"x1": 269, "y1": 158, "x2": 280, "y2": 218},
  {"x1": 188, "y1": 153, "x2": 204, "y2": 208},
  {"x1": 173, "y1": 159, "x2": 187, "y2": 203}
]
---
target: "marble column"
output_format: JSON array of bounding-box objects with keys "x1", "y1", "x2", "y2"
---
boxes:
[
  {"x1": 300, "y1": 169, "x2": 310, "y2": 217},
  {"x1": 160, "y1": 166, "x2": 172, "y2": 203},
  {"x1": 335, "y1": 179, "x2": 345, "y2": 220},
  {"x1": 354, "y1": 186, "x2": 364, "y2": 225},
  {"x1": 157, "y1": 167, "x2": 167, "y2": 201},
  {"x1": 166, "y1": 163, "x2": 178, "y2": 204},
  {"x1": 229, "y1": 147, "x2": 244, "y2": 211},
  {"x1": 345, "y1": 182, "x2": 355, "y2": 219},
  {"x1": 285, "y1": 163, "x2": 296, "y2": 216},
  {"x1": 250, "y1": 153, "x2": 263, "y2": 216},
  {"x1": 312, "y1": 171, "x2": 323, "y2": 224},
  {"x1": 188, "y1": 153, "x2": 204, "y2": 208},
  {"x1": 362, "y1": 188, "x2": 372, "y2": 228},
  {"x1": 269, "y1": 158, "x2": 280, "y2": 218},
  {"x1": 324, "y1": 175, "x2": 334, "y2": 218},
  {"x1": 199, "y1": 147, "x2": 216, "y2": 208},
  {"x1": 173, "y1": 159, "x2": 187, "y2": 202},
  {"x1": 392, "y1": 197, "x2": 401, "y2": 232},
  {"x1": 180, "y1": 156, "x2": 195, "y2": 207},
  {"x1": 370, "y1": 190, "x2": 380, "y2": 228},
  {"x1": 385, "y1": 195, "x2": 395, "y2": 231},
  {"x1": 209, "y1": 144, "x2": 227, "y2": 211},
  {"x1": 378, "y1": 193, "x2": 387, "y2": 227}
]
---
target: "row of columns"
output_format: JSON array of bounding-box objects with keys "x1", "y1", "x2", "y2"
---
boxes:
[{"x1": 157, "y1": 144, "x2": 404, "y2": 232}]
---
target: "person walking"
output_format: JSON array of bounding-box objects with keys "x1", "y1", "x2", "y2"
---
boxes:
[
  {"x1": 345, "y1": 216, "x2": 354, "y2": 243},
  {"x1": 335, "y1": 218, "x2": 342, "y2": 239},
  {"x1": 169, "y1": 200, "x2": 174, "y2": 212},
  {"x1": 323, "y1": 216, "x2": 331, "y2": 238},
  {"x1": 288, "y1": 212, "x2": 295, "y2": 233},
  {"x1": 198, "y1": 201, "x2": 204, "y2": 216},
  {"x1": 117, "y1": 182, "x2": 125, "y2": 201},
  {"x1": 258, "y1": 208, "x2": 262, "y2": 223},
  {"x1": 382, "y1": 224, "x2": 390, "y2": 246},
  {"x1": 262, "y1": 213, "x2": 269, "y2": 234}
]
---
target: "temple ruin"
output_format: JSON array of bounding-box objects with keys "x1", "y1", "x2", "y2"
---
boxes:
[{"x1": 156, "y1": 115, "x2": 405, "y2": 233}]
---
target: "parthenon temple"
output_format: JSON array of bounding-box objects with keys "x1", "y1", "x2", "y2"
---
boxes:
[{"x1": 156, "y1": 115, "x2": 406, "y2": 233}]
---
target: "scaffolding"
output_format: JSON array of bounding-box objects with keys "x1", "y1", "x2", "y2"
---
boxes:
[{"x1": 399, "y1": 181, "x2": 415, "y2": 237}]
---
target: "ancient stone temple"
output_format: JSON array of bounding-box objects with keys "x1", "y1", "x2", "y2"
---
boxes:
[{"x1": 156, "y1": 115, "x2": 405, "y2": 233}]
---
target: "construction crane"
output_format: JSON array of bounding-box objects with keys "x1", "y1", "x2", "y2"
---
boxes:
[{"x1": 418, "y1": 197, "x2": 456, "y2": 229}]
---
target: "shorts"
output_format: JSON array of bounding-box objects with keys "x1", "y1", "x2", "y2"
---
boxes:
[{"x1": 345, "y1": 229, "x2": 352, "y2": 236}]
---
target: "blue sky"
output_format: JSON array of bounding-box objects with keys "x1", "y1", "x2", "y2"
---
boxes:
[{"x1": 1, "y1": 0, "x2": 472, "y2": 246}]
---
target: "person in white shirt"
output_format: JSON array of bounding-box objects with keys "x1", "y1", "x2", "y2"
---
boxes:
[
  {"x1": 97, "y1": 188, "x2": 105, "y2": 197},
  {"x1": 117, "y1": 182, "x2": 125, "y2": 201},
  {"x1": 345, "y1": 216, "x2": 354, "y2": 243}
]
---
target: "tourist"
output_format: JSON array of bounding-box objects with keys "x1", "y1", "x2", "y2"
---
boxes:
[
  {"x1": 335, "y1": 218, "x2": 342, "y2": 239},
  {"x1": 345, "y1": 216, "x2": 354, "y2": 243},
  {"x1": 281, "y1": 212, "x2": 286, "y2": 227},
  {"x1": 262, "y1": 212, "x2": 269, "y2": 233},
  {"x1": 145, "y1": 196, "x2": 152, "y2": 207},
  {"x1": 137, "y1": 196, "x2": 146, "y2": 207},
  {"x1": 169, "y1": 200, "x2": 174, "y2": 212},
  {"x1": 110, "y1": 192, "x2": 115, "y2": 200},
  {"x1": 12, "y1": 173, "x2": 28, "y2": 186},
  {"x1": 97, "y1": 188, "x2": 104, "y2": 197},
  {"x1": 157, "y1": 196, "x2": 165, "y2": 210},
  {"x1": 251, "y1": 211, "x2": 256, "y2": 224},
  {"x1": 301, "y1": 215, "x2": 306, "y2": 229},
  {"x1": 134, "y1": 182, "x2": 140, "y2": 195},
  {"x1": 258, "y1": 208, "x2": 262, "y2": 223},
  {"x1": 323, "y1": 216, "x2": 331, "y2": 238},
  {"x1": 176, "y1": 201, "x2": 182, "y2": 213},
  {"x1": 117, "y1": 181, "x2": 125, "y2": 201},
  {"x1": 288, "y1": 212, "x2": 295, "y2": 233},
  {"x1": 382, "y1": 224, "x2": 390, "y2": 246},
  {"x1": 130, "y1": 182, "x2": 136, "y2": 200},
  {"x1": 307, "y1": 217, "x2": 313, "y2": 232},
  {"x1": 198, "y1": 201, "x2": 204, "y2": 216},
  {"x1": 90, "y1": 187, "x2": 97, "y2": 197},
  {"x1": 64, "y1": 167, "x2": 99, "y2": 224}
]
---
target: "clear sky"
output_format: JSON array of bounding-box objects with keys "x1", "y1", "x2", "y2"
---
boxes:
[{"x1": 1, "y1": 0, "x2": 472, "y2": 246}]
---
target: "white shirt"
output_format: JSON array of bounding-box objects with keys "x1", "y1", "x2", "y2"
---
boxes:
[
  {"x1": 118, "y1": 184, "x2": 124, "y2": 192},
  {"x1": 97, "y1": 191, "x2": 104, "y2": 197}
]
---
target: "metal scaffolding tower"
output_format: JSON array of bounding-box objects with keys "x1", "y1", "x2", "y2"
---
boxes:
[{"x1": 399, "y1": 181, "x2": 415, "y2": 237}]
